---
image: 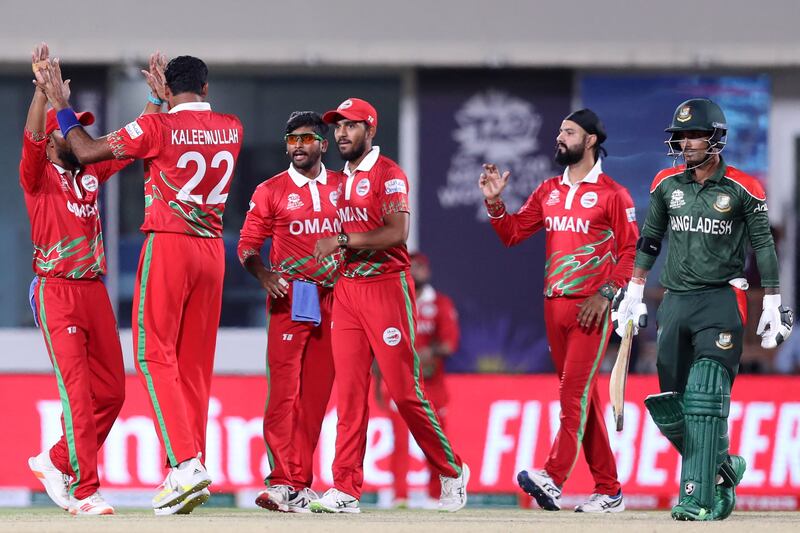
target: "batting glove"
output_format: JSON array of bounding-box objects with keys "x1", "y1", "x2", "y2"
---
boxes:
[
  {"x1": 756, "y1": 294, "x2": 794, "y2": 349},
  {"x1": 612, "y1": 280, "x2": 648, "y2": 337}
]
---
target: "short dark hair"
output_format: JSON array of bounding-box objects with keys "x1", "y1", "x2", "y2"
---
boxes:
[
  {"x1": 164, "y1": 56, "x2": 208, "y2": 96},
  {"x1": 285, "y1": 111, "x2": 328, "y2": 137}
]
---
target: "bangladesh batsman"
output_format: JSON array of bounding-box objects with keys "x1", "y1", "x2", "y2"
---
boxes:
[{"x1": 614, "y1": 98, "x2": 794, "y2": 520}]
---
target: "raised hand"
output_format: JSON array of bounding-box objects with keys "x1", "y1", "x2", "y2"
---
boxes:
[
  {"x1": 31, "y1": 42, "x2": 49, "y2": 70},
  {"x1": 33, "y1": 58, "x2": 71, "y2": 110},
  {"x1": 479, "y1": 163, "x2": 510, "y2": 202},
  {"x1": 141, "y1": 51, "x2": 168, "y2": 101}
]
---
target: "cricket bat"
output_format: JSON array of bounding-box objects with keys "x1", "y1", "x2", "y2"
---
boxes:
[{"x1": 609, "y1": 319, "x2": 634, "y2": 432}]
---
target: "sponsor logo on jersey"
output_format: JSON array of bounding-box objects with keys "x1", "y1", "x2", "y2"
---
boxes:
[
  {"x1": 626, "y1": 207, "x2": 636, "y2": 222},
  {"x1": 356, "y1": 178, "x2": 370, "y2": 197},
  {"x1": 288, "y1": 217, "x2": 342, "y2": 236},
  {"x1": 124, "y1": 121, "x2": 144, "y2": 139},
  {"x1": 716, "y1": 331, "x2": 734, "y2": 350},
  {"x1": 248, "y1": 200, "x2": 256, "y2": 212},
  {"x1": 383, "y1": 327, "x2": 402, "y2": 346},
  {"x1": 669, "y1": 215, "x2": 733, "y2": 235},
  {"x1": 384, "y1": 178, "x2": 407, "y2": 195},
  {"x1": 81, "y1": 175, "x2": 98, "y2": 193},
  {"x1": 66, "y1": 201, "x2": 98, "y2": 219},
  {"x1": 287, "y1": 193, "x2": 304, "y2": 211},
  {"x1": 677, "y1": 106, "x2": 692, "y2": 123},
  {"x1": 545, "y1": 189, "x2": 560, "y2": 206},
  {"x1": 714, "y1": 194, "x2": 732, "y2": 213},
  {"x1": 338, "y1": 206, "x2": 369, "y2": 223},
  {"x1": 669, "y1": 189, "x2": 686, "y2": 209},
  {"x1": 754, "y1": 203, "x2": 768, "y2": 213},
  {"x1": 329, "y1": 190, "x2": 339, "y2": 207},
  {"x1": 580, "y1": 191, "x2": 598, "y2": 208},
  {"x1": 544, "y1": 216, "x2": 589, "y2": 234}
]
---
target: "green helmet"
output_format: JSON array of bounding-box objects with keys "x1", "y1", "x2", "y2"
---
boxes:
[{"x1": 666, "y1": 98, "x2": 727, "y2": 133}]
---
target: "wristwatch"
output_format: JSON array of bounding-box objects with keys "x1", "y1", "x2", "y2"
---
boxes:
[
  {"x1": 336, "y1": 232, "x2": 349, "y2": 248},
  {"x1": 598, "y1": 282, "x2": 617, "y2": 302}
]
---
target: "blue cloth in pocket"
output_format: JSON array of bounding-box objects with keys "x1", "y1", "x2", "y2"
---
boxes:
[
  {"x1": 291, "y1": 280, "x2": 321, "y2": 326},
  {"x1": 29, "y1": 276, "x2": 40, "y2": 328}
]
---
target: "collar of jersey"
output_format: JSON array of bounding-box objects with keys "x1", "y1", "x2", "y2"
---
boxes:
[
  {"x1": 560, "y1": 158, "x2": 602, "y2": 186},
  {"x1": 169, "y1": 102, "x2": 212, "y2": 114},
  {"x1": 51, "y1": 162, "x2": 76, "y2": 177},
  {"x1": 417, "y1": 284, "x2": 436, "y2": 304},
  {"x1": 678, "y1": 157, "x2": 727, "y2": 184},
  {"x1": 344, "y1": 146, "x2": 380, "y2": 177},
  {"x1": 288, "y1": 163, "x2": 328, "y2": 187}
]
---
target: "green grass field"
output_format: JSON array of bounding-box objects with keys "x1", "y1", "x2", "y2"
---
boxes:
[{"x1": 0, "y1": 508, "x2": 798, "y2": 533}]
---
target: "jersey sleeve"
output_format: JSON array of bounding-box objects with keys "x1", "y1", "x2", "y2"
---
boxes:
[
  {"x1": 237, "y1": 185, "x2": 275, "y2": 265},
  {"x1": 19, "y1": 129, "x2": 48, "y2": 193},
  {"x1": 740, "y1": 182, "x2": 779, "y2": 288},
  {"x1": 106, "y1": 115, "x2": 163, "y2": 161},
  {"x1": 607, "y1": 187, "x2": 640, "y2": 288},
  {"x1": 91, "y1": 158, "x2": 135, "y2": 183},
  {"x1": 434, "y1": 294, "x2": 460, "y2": 354},
  {"x1": 488, "y1": 184, "x2": 545, "y2": 247},
  {"x1": 634, "y1": 179, "x2": 669, "y2": 271},
  {"x1": 379, "y1": 167, "x2": 410, "y2": 218}
]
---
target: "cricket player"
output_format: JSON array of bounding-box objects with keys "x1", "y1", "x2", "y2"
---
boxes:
[
  {"x1": 480, "y1": 109, "x2": 638, "y2": 512},
  {"x1": 35, "y1": 54, "x2": 243, "y2": 515},
  {"x1": 311, "y1": 97, "x2": 468, "y2": 513},
  {"x1": 238, "y1": 111, "x2": 340, "y2": 513},
  {"x1": 376, "y1": 252, "x2": 460, "y2": 508},
  {"x1": 23, "y1": 43, "x2": 164, "y2": 515},
  {"x1": 614, "y1": 98, "x2": 793, "y2": 520}
]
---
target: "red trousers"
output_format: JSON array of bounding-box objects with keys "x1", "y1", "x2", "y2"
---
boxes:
[
  {"x1": 543, "y1": 297, "x2": 620, "y2": 495},
  {"x1": 389, "y1": 399, "x2": 446, "y2": 500},
  {"x1": 331, "y1": 272, "x2": 462, "y2": 498},
  {"x1": 33, "y1": 277, "x2": 125, "y2": 499},
  {"x1": 263, "y1": 285, "x2": 335, "y2": 488},
  {"x1": 133, "y1": 233, "x2": 224, "y2": 468}
]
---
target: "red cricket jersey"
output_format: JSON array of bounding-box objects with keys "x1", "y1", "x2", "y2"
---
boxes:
[
  {"x1": 415, "y1": 284, "x2": 460, "y2": 406},
  {"x1": 106, "y1": 102, "x2": 243, "y2": 237},
  {"x1": 238, "y1": 164, "x2": 344, "y2": 287},
  {"x1": 489, "y1": 160, "x2": 639, "y2": 297},
  {"x1": 20, "y1": 129, "x2": 130, "y2": 279},
  {"x1": 337, "y1": 147, "x2": 410, "y2": 277}
]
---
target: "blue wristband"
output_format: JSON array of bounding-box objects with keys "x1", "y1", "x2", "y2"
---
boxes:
[
  {"x1": 148, "y1": 94, "x2": 164, "y2": 106},
  {"x1": 56, "y1": 108, "x2": 81, "y2": 137}
]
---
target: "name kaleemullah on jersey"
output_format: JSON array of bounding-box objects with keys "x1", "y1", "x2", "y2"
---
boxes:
[
  {"x1": 669, "y1": 215, "x2": 733, "y2": 235},
  {"x1": 171, "y1": 128, "x2": 240, "y2": 145}
]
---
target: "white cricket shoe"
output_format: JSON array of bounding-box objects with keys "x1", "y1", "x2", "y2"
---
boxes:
[
  {"x1": 309, "y1": 488, "x2": 360, "y2": 514},
  {"x1": 575, "y1": 491, "x2": 625, "y2": 513},
  {"x1": 28, "y1": 452, "x2": 70, "y2": 510},
  {"x1": 288, "y1": 487, "x2": 318, "y2": 513},
  {"x1": 152, "y1": 456, "x2": 212, "y2": 513},
  {"x1": 255, "y1": 484, "x2": 293, "y2": 512},
  {"x1": 517, "y1": 469, "x2": 562, "y2": 511},
  {"x1": 438, "y1": 463, "x2": 470, "y2": 512},
  {"x1": 69, "y1": 492, "x2": 114, "y2": 515},
  {"x1": 154, "y1": 487, "x2": 211, "y2": 516}
]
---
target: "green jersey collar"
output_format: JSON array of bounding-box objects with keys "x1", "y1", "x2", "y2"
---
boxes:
[{"x1": 677, "y1": 157, "x2": 728, "y2": 184}]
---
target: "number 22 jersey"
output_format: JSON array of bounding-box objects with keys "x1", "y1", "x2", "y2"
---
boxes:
[{"x1": 107, "y1": 102, "x2": 243, "y2": 237}]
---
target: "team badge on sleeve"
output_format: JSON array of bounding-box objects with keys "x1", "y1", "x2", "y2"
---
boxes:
[
  {"x1": 124, "y1": 120, "x2": 144, "y2": 139},
  {"x1": 384, "y1": 178, "x2": 407, "y2": 195},
  {"x1": 626, "y1": 207, "x2": 636, "y2": 222}
]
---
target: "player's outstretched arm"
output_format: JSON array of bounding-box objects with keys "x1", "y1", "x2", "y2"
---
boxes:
[
  {"x1": 26, "y1": 43, "x2": 50, "y2": 138},
  {"x1": 141, "y1": 51, "x2": 167, "y2": 116}
]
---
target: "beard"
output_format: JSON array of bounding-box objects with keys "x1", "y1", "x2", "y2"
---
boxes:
[
  {"x1": 57, "y1": 148, "x2": 81, "y2": 169},
  {"x1": 338, "y1": 137, "x2": 368, "y2": 162},
  {"x1": 554, "y1": 143, "x2": 585, "y2": 166}
]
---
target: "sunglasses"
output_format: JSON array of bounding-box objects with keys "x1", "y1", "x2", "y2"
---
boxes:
[{"x1": 284, "y1": 132, "x2": 325, "y2": 145}]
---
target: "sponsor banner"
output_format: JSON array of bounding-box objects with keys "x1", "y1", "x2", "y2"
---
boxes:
[
  {"x1": 2, "y1": 374, "x2": 798, "y2": 508},
  {"x1": 417, "y1": 69, "x2": 573, "y2": 373}
]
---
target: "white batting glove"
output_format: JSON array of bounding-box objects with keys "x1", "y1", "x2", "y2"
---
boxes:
[
  {"x1": 612, "y1": 280, "x2": 648, "y2": 337},
  {"x1": 756, "y1": 294, "x2": 794, "y2": 349}
]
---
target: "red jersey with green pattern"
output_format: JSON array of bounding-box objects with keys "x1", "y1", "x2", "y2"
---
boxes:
[
  {"x1": 488, "y1": 160, "x2": 639, "y2": 297},
  {"x1": 415, "y1": 285, "x2": 459, "y2": 407},
  {"x1": 20, "y1": 129, "x2": 131, "y2": 279},
  {"x1": 107, "y1": 102, "x2": 243, "y2": 238},
  {"x1": 338, "y1": 147, "x2": 410, "y2": 277},
  {"x1": 238, "y1": 164, "x2": 344, "y2": 287}
]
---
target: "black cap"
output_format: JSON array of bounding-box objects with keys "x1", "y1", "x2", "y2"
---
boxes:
[{"x1": 564, "y1": 108, "x2": 607, "y2": 145}]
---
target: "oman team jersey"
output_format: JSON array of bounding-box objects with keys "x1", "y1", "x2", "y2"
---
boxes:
[
  {"x1": 338, "y1": 147, "x2": 410, "y2": 277},
  {"x1": 489, "y1": 160, "x2": 639, "y2": 297},
  {"x1": 238, "y1": 164, "x2": 344, "y2": 287},
  {"x1": 20, "y1": 129, "x2": 130, "y2": 278},
  {"x1": 107, "y1": 102, "x2": 243, "y2": 237},
  {"x1": 415, "y1": 285, "x2": 459, "y2": 405}
]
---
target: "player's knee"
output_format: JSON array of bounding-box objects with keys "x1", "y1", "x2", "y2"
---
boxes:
[{"x1": 684, "y1": 358, "x2": 731, "y2": 418}]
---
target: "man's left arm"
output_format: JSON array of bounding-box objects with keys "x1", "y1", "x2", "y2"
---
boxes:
[{"x1": 607, "y1": 188, "x2": 640, "y2": 290}]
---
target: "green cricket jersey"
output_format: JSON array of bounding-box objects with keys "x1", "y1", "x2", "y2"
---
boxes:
[{"x1": 635, "y1": 159, "x2": 779, "y2": 291}]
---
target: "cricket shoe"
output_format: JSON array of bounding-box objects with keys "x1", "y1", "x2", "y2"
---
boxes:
[
  {"x1": 439, "y1": 463, "x2": 470, "y2": 512},
  {"x1": 309, "y1": 488, "x2": 360, "y2": 513},
  {"x1": 288, "y1": 487, "x2": 318, "y2": 513},
  {"x1": 152, "y1": 456, "x2": 211, "y2": 513},
  {"x1": 69, "y1": 492, "x2": 114, "y2": 515},
  {"x1": 714, "y1": 455, "x2": 746, "y2": 520},
  {"x1": 517, "y1": 469, "x2": 562, "y2": 511},
  {"x1": 574, "y1": 491, "x2": 625, "y2": 513},
  {"x1": 255, "y1": 484, "x2": 293, "y2": 513},
  {"x1": 154, "y1": 487, "x2": 210, "y2": 516},
  {"x1": 28, "y1": 451, "x2": 70, "y2": 510},
  {"x1": 671, "y1": 496, "x2": 714, "y2": 521}
]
